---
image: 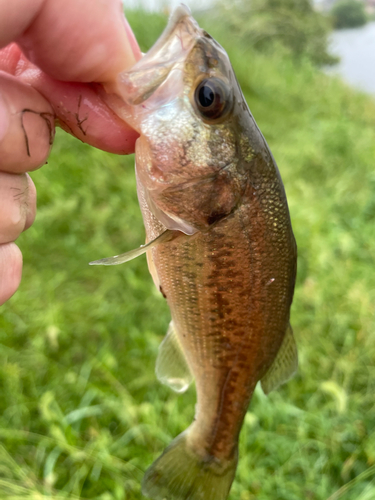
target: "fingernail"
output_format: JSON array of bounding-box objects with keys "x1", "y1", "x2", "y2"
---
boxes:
[{"x1": 0, "y1": 92, "x2": 10, "y2": 142}]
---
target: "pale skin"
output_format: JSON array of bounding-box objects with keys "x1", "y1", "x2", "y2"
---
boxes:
[{"x1": 0, "y1": 0, "x2": 142, "y2": 305}]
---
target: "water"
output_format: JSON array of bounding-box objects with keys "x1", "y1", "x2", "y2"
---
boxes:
[{"x1": 327, "y1": 22, "x2": 375, "y2": 95}]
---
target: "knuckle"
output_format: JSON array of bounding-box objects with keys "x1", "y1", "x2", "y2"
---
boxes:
[{"x1": 0, "y1": 172, "x2": 30, "y2": 242}]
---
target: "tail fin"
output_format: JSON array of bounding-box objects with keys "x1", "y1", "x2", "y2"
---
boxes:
[{"x1": 142, "y1": 432, "x2": 237, "y2": 500}]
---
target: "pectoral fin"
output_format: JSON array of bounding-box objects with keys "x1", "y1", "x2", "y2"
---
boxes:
[
  {"x1": 89, "y1": 229, "x2": 178, "y2": 266},
  {"x1": 261, "y1": 324, "x2": 298, "y2": 395},
  {"x1": 156, "y1": 321, "x2": 193, "y2": 393}
]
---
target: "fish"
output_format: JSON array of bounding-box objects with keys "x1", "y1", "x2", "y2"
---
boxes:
[{"x1": 91, "y1": 5, "x2": 298, "y2": 500}]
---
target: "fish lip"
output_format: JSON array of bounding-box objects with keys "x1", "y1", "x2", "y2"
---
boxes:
[
  {"x1": 147, "y1": 4, "x2": 195, "y2": 55},
  {"x1": 114, "y1": 5, "x2": 201, "y2": 110}
]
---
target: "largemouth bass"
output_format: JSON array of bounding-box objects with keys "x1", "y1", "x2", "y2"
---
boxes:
[{"x1": 92, "y1": 5, "x2": 298, "y2": 499}]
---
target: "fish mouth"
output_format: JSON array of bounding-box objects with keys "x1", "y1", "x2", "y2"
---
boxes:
[
  {"x1": 142, "y1": 4, "x2": 197, "y2": 61},
  {"x1": 115, "y1": 5, "x2": 201, "y2": 109}
]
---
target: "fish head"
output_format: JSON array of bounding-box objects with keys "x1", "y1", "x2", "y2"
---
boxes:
[{"x1": 111, "y1": 5, "x2": 263, "y2": 234}]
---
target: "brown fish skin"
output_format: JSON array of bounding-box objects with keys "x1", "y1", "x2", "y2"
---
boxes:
[{"x1": 104, "y1": 5, "x2": 297, "y2": 499}]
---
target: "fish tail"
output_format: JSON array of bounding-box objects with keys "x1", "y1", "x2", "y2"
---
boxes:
[{"x1": 142, "y1": 430, "x2": 237, "y2": 500}]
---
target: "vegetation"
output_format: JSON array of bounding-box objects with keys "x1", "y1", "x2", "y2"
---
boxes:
[
  {"x1": 214, "y1": 0, "x2": 337, "y2": 66},
  {"x1": 332, "y1": 0, "x2": 368, "y2": 29},
  {"x1": 1, "y1": 7, "x2": 375, "y2": 500}
]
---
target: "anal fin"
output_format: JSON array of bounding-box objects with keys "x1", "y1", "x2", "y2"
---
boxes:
[
  {"x1": 261, "y1": 323, "x2": 298, "y2": 395},
  {"x1": 156, "y1": 321, "x2": 193, "y2": 393}
]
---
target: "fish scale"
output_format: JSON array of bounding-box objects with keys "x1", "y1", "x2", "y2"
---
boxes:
[{"x1": 147, "y1": 188, "x2": 292, "y2": 457}]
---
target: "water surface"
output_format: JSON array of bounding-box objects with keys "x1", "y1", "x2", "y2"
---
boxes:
[{"x1": 328, "y1": 22, "x2": 375, "y2": 95}]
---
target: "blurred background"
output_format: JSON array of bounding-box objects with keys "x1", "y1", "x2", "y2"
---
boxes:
[{"x1": 1, "y1": 1, "x2": 375, "y2": 499}]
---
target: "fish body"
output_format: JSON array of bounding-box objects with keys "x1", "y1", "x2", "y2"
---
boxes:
[{"x1": 100, "y1": 6, "x2": 298, "y2": 499}]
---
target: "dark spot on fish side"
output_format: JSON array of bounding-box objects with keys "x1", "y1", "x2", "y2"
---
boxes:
[{"x1": 207, "y1": 212, "x2": 227, "y2": 225}]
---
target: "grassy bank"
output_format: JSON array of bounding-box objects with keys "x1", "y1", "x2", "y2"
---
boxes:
[{"x1": 1, "y1": 9, "x2": 375, "y2": 500}]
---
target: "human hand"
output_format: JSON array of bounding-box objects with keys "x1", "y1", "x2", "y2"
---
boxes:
[{"x1": 0, "y1": 0, "x2": 142, "y2": 305}]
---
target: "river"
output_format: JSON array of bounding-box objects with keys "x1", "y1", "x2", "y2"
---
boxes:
[{"x1": 327, "y1": 21, "x2": 375, "y2": 95}]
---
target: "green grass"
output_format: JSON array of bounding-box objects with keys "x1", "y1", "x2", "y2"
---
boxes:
[{"x1": 1, "y1": 10, "x2": 375, "y2": 500}]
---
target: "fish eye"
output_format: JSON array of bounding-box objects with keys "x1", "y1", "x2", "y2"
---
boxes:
[{"x1": 194, "y1": 78, "x2": 231, "y2": 121}]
